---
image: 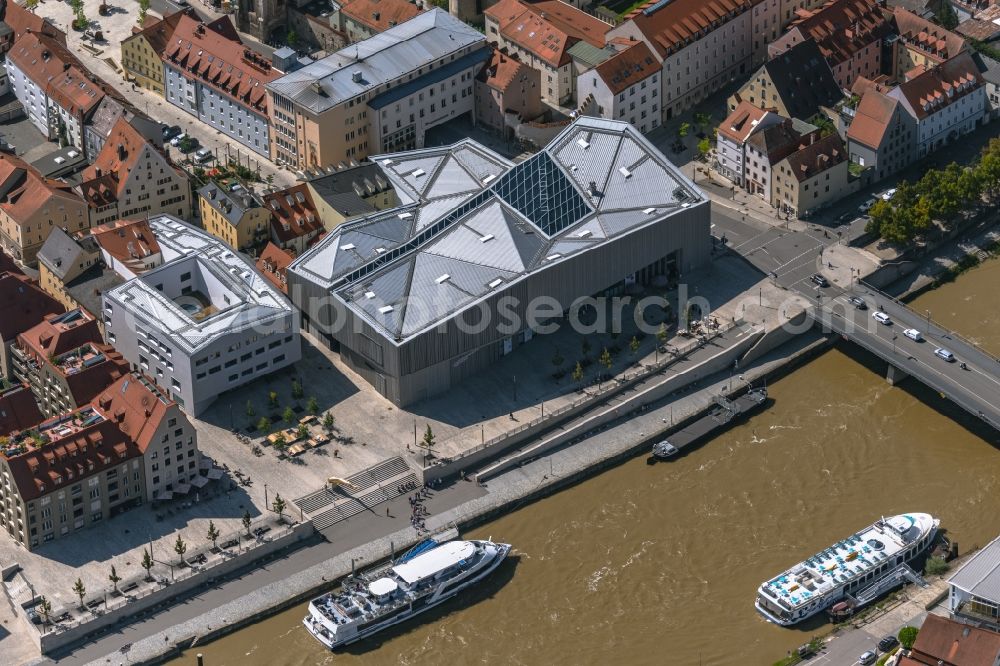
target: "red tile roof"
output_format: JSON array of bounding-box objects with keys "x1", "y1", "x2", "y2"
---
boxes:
[
  {"x1": 340, "y1": 0, "x2": 426, "y2": 33},
  {"x1": 718, "y1": 100, "x2": 771, "y2": 144},
  {"x1": 255, "y1": 242, "x2": 294, "y2": 294},
  {"x1": 8, "y1": 31, "x2": 106, "y2": 118},
  {"x1": 0, "y1": 272, "x2": 63, "y2": 343},
  {"x1": 477, "y1": 49, "x2": 533, "y2": 92},
  {"x1": 893, "y1": 51, "x2": 984, "y2": 120},
  {"x1": 486, "y1": 0, "x2": 610, "y2": 67},
  {"x1": 592, "y1": 41, "x2": 657, "y2": 95},
  {"x1": 93, "y1": 374, "x2": 172, "y2": 453},
  {"x1": 892, "y1": 7, "x2": 966, "y2": 64},
  {"x1": 264, "y1": 185, "x2": 325, "y2": 243},
  {"x1": 847, "y1": 89, "x2": 898, "y2": 149},
  {"x1": 0, "y1": 384, "x2": 44, "y2": 438},
  {"x1": 905, "y1": 614, "x2": 1000, "y2": 665},
  {"x1": 125, "y1": 8, "x2": 195, "y2": 54},
  {"x1": 781, "y1": 0, "x2": 889, "y2": 67},
  {"x1": 781, "y1": 133, "x2": 847, "y2": 182},
  {"x1": 163, "y1": 15, "x2": 279, "y2": 115},
  {"x1": 0, "y1": 152, "x2": 84, "y2": 226},
  {"x1": 18, "y1": 309, "x2": 102, "y2": 360},
  {"x1": 5, "y1": 2, "x2": 65, "y2": 43},
  {"x1": 89, "y1": 218, "x2": 162, "y2": 274},
  {"x1": 623, "y1": 0, "x2": 751, "y2": 58}
]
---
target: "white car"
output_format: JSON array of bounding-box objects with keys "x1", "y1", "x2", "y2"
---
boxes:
[
  {"x1": 903, "y1": 328, "x2": 922, "y2": 341},
  {"x1": 934, "y1": 348, "x2": 955, "y2": 362},
  {"x1": 881, "y1": 188, "x2": 897, "y2": 201},
  {"x1": 872, "y1": 311, "x2": 892, "y2": 325},
  {"x1": 170, "y1": 133, "x2": 187, "y2": 147},
  {"x1": 859, "y1": 198, "x2": 877, "y2": 213}
]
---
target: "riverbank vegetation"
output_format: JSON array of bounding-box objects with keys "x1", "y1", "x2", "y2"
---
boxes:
[{"x1": 866, "y1": 138, "x2": 1000, "y2": 245}]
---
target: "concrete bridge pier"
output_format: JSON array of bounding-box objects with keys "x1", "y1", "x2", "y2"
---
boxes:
[{"x1": 886, "y1": 364, "x2": 910, "y2": 386}]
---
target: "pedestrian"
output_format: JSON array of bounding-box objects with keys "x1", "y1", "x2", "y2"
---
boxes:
[{"x1": 386, "y1": 507, "x2": 390, "y2": 517}]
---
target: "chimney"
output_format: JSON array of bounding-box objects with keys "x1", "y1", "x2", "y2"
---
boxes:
[
  {"x1": 95, "y1": 167, "x2": 102, "y2": 177},
  {"x1": 352, "y1": 70, "x2": 363, "y2": 83},
  {"x1": 588, "y1": 181, "x2": 599, "y2": 197}
]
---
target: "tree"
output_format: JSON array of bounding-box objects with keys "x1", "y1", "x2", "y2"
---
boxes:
[
  {"x1": 323, "y1": 412, "x2": 335, "y2": 433},
  {"x1": 38, "y1": 596, "x2": 52, "y2": 625},
  {"x1": 242, "y1": 511, "x2": 253, "y2": 537},
  {"x1": 246, "y1": 401, "x2": 256, "y2": 419},
  {"x1": 271, "y1": 493, "x2": 287, "y2": 522},
  {"x1": 108, "y1": 565, "x2": 121, "y2": 594},
  {"x1": 173, "y1": 535, "x2": 188, "y2": 565},
  {"x1": 925, "y1": 555, "x2": 950, "y2": 576},
  {"x1": 257, "y1": 416, "x2": 271, "y2": 433},
  {"x1": 291, "y1": 379, "x2": 304, "y2": 401},
  {"x1": 296, "y1": 423, "x2": 309, "y2": 440},
  {"x1": 599, "y1": 347, "x2": 613, "y2": 371},
  {"x1": 141, "y1": 548, "x2": 154, "y2": 581},
  {"x1": 657, "y1": 322, "x2": 669, "y2": 345},
  {"x1": 265, "y1": 174, "x2": 275, "y2": 190},
  {"x1": 307, "y1": 396, "x2": 319, "y2": 415},
  {"x1": 268, "y1": 391, "x2": 279, "y2": 409},
  {"x1": 178, "y1": 136, "x2": 195, "y2": 153},
  {"x1": 72, "y1": 578, "x2": 86, "y2": 609},
  {"x1": 207, "y1": 521, "x2": 221, "y2": 550},
  {"x1": 25, "y1": 0, "x2": 38, "y2": 10},
  {"x1": 629, "y1": 336, "x2": 640, "y2": 357},
  {"x1": 273, "y1": 433, "x2": 287, "y2": 450},
  {"x1": 283, "y1": 406, "x2": 296, "y2": 425},
  {"x1": 677, "y1": 122, "x2": 690, "y2": 139},
  {"x1": 571, "y1": 361, "x2": 584, "y2": 384},
  {"x1": 70, "y1": 0, "x2": 87, "y2": 29},
  {"x1": 898, "y1": 626, "x2": 919, "y2": 649},
  {"x1": 421, "y1": 425, "x2": 435, "y2": 453},
  {"x1": 697, "y1": 137, "x2": 711, "y2": 160},
  {"x1": 693, "y1": 112, "x2": 711, "y2": 132},
  {"x1": 138, "y1": 0, "x2": 150, "y2": 25}
]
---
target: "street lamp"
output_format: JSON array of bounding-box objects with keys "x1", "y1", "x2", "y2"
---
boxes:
[
  {"x1": 892, "y1": 334, "x2": 898, "y2": 355},
  {"x1": 925, "y1": 310, "x2": 931, "y2": 329}
]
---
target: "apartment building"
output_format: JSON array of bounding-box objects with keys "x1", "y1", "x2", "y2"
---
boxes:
[
  {"x1": 0, "y1": 153, "x2": 89, "y2": 266},
  {"x1": 6, "y1": 31, "x2": 106, "y2": 150},
  {"x1": 121, "y1": 8, "x2": 195, "y2": 95},
  {"x1": 475, "y1": 50, "x2": 543, "y2": 134},
  {"x1": 266, "y1": 10, "x2": 487, "y2": 170},
  {"x1": 11, "y1": 309, "x2": 128, "y2": 417},
  {"x1": 577, "y1": 41, "x2": 660, "y2": 133},
  {"x1": 198, "y1": 183, "x2": 270, "y2": 253},
  {"x1": 769, "y1": 0, "x2": 890, "y2": 91},
  {"x1": 729, "y1": 39, "x2": 844, "y2": 120},
  {"x1": 608, "y1": 0, "x2": 753, "y2": 121},
  {"x1": 0, "y1": 2, "x2": 66, "y2": 95},
  {"x1": 264, "y1": 185, "x2": 325, "y2": 255},
  {"x1": 0, "y1": 272, "x2": 63, "y2": 380},
  {"x1": 974, "y1": 52, "x2": 1000, "y2": 121},
  {"x1": 255, "y1": 242, "x2": 294, "y2": 294},
  {"x1": 773, "y1": 133, "x2": 852, "y2": 215},
  {"x1": 890, "y1": 7, "x2": 967, "y2": 81},
  {"x1": 103, "y1": 215, "x2": 300, "y2": 415},
  {"x1": 0, "y1": 383, "x2": 44, "y2": 437},
  {"x1": 163, "y1": 15, "x2": 280, "y2": 158},
  {"x1": 338, "y1": 0, "x2": 427, "y2": 42},
  {"x1": 0, "y1": 373, "x2": 200, "y2": 550},
  {"x1": 78, "y1": 118, "x2": 191, "y2": 228},
  {"x1": 716, "y1": 101, "x2": 784, "y2": 186},
  {"x1": 846, "y1": 87, "x2": 917, "y2": 180},
  {"x1": 83, "y1": 97, "x2": 161, "y2": 164},
  {"x1": 888, "y1": 52, "x2": 986, "y2": 157},
  {"x1": 484, "y1": 0, "x2": 610, "y2": 106},
  {"x1": 304, "y1": 163, "x2": 399, "y2": 229},
  {"x1": 744, "y1": 118, "x2": 819, "y2": 205}
]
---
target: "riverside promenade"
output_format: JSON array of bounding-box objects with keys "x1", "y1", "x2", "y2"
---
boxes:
[{"x1": 46, "y1": 325, "x2": 831, "y2": 666}]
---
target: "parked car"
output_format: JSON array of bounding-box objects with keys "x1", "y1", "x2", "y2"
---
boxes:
[
  {"x1": 878, "y1": 635, "x2": 899, "y2": 653},
  {"x1": 873, "y1": 311, "x2": 892, "y2": 325},
  {"x1": 881, "y1": 188, "x2": 898, "y2": 201},
  {"x1": 848, "y1": 296, "x2": 867, "y2": 310},
  {"x1": 859, "y1": 650, "x2": 877, "y2": 666},
  {"x1": 170, "y1": 132, "x2": 187, "y2": 147},
  {"x1": 162, "y1": 125, "x2": 182, "y2": 141},
  {"x1": 859, "y1": 198, "x2": 877, "y2": 213},
  {"x1": 195, "y1": 147, "x2": 214, "y2": 162},
  {"x1": 810, "y1": 274, "x2": 830, "y2": 288},
  {"x1": 903, "y1": 328, "x2": 923, "y2": 341},
  {"x1": 934, "y1": 348, "x2": 955, "y2": 362}
]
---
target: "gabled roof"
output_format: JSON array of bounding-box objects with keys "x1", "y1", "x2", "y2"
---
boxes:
[
  {"x1": 18, "y1": 309, "x2": 102, "y2": 360},
  {"x1": 4, "y1": 1, "x2": 65, "y2": 43},
  {"x1": 746, "y1": 120, "x2": 811, "y2": 163},
  {"x1": 37, "y1": 227, "x2": 99, "y2": 281},
  {"x1": 307, "y1": 162, "x2": 396, "y2": 218},
  {"x1": 477, "y1": 49, "x2": 534, "y2": 93},
  {"x1": 256, "y1": 242, "x2": 294, "y2": 294},
  {"x1": 124, "y1": 7, "x2": 195, "y2": 54},
  {"x1": 901, "y1": 613, "x2": 1000, "y2": 665},
  {"x1": 265, "y1": 185, "x2": 325, "y2": 243},
  {"x1": 718, "y1": 101, "x2": 772, "y2": 144},
  {"x1": 485, "y1": 0, "x2": 609, "y2": 67},
  {"x1": 0, "y1": 384, "x2": 44, "y2": 437},
  {"x1": 972, "y1": 51, "x2": 1000, "y2": 87},
  {"x1": 761, "y1": 38, "x2": 844, "y2": 120},
  {"x1": 891, "y1": 51, "x2": 984, "y2": 120},
  {"x1": 340, "y1": 0, "x2": 426, "y2": 33},
  {"x1": 0, "y1": 272, "x2": 63, "y2": 343},
  {"x1": 8, "y1": 31, "x2": 105, "y2": 118},
  {"x1": 623, "y1": 0, "x2": 750, "y2": 58},
  {"x1": 80, "y1": 117, "x2": 177, "y2": 203},
  {"x1": 0, "y1": 152, "x2": 84, "y2": 224},
  {"x1": 891, "y1": 7, "x2": 966, "y2": 63},
  {"x1": 955, "y1": 18, "x2": 1000, "y2": 43},
  {"x1": 163, "y1": 15, "x2": 278, "y2": 114},
  {"x1": 847, "y1": 89, "x2": 899, "y2": 149},
  {"x1": 592, "y1": 41, "x2": 657, "y2": 95},
  {"x1": 780, "y1": 134, "x2": 847, "y2": 182},
  {"x1": 780, "y1": 0, "x2": 890, "y2": 67},
  {"x1": 90, "y1": 218, "x2": 162, "y2": 273}
]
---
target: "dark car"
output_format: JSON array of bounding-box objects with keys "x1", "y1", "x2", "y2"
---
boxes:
[
  {"x1": 848, "y1": 296, "x2": 867, "y2": 310},
  {"x1": 878, "y1": 635, "x2": 899, "y2": 653},
  {"x1": 810, "y1": 274, "x2": 830, "y2": 288},
  {"x1": 162, "y1": 125, "x2": 182, "y2": 141}
]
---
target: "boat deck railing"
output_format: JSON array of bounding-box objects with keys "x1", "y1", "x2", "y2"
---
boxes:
[{"x1": 848, "y1": 563, "x2": 927, "y2": 607}]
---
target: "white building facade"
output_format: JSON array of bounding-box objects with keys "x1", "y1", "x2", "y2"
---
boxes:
[{"x1": 103, "y1": 216, "x2": 301, "y2": 415}]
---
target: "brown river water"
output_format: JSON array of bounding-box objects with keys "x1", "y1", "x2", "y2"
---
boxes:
[{"x1": 171, "y1": 259, "x2": 1000, "y2": 666}]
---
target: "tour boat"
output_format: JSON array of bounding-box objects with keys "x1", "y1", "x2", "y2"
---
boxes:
[
  {"x1": 303, "y1": 537, "x2": 511, "y2": 649},
  {"x1": 755, "y1": 513, "x2": 939, "y2": 626}
]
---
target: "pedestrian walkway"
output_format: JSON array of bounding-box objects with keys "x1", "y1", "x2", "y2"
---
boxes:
[{"x1": 293, "y1": 456, "x2": 411, "y2": 514}]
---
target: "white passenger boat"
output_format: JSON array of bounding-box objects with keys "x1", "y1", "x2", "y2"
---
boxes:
[
  {"x1": 303, "y1": 538, "x2": 511, "y2": 648},
  {"x1": 755, "y1": 513, "x2": 939, "y2": 625}
]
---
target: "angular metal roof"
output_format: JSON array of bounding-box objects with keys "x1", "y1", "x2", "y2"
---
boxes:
[
  {"x1": 950, "y1": 533, "x2": 1000, "y2": 602},
  {"x1": 289, "y1": 117, "x2": 703, "y2": 344}
]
